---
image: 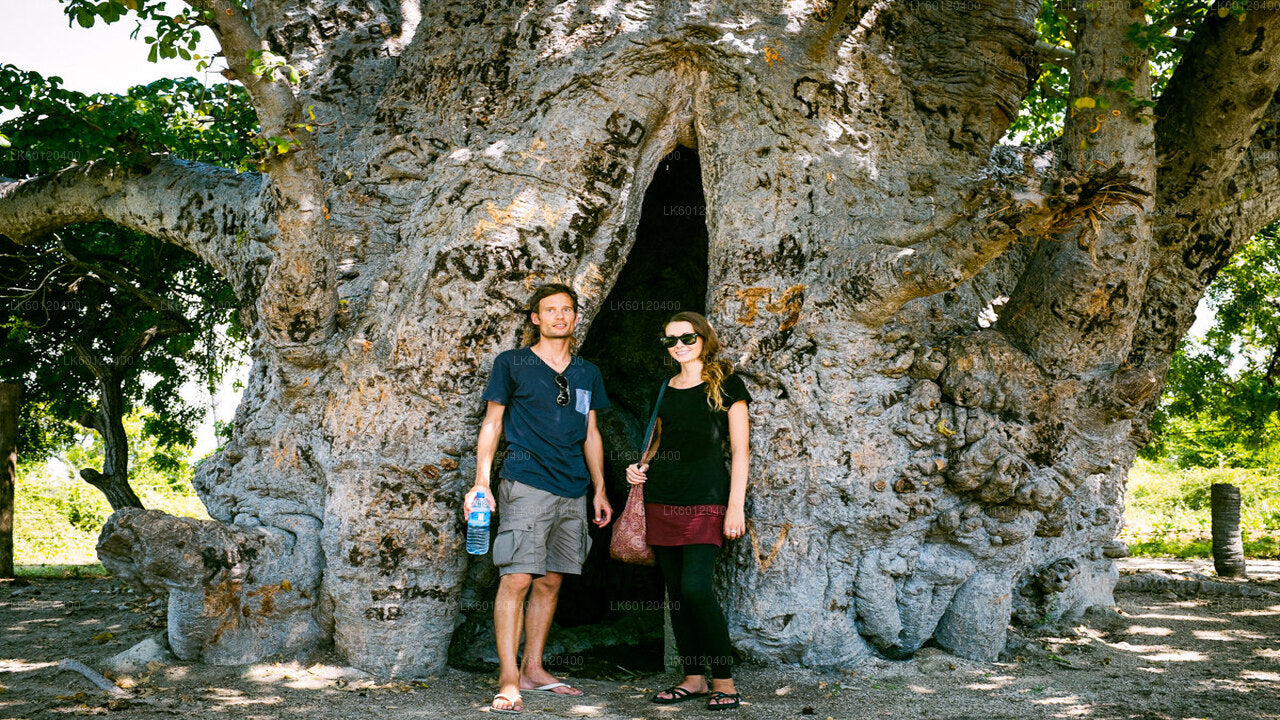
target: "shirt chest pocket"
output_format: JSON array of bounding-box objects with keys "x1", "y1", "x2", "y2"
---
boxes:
[{"x1": 574, "y1": 388, "x2": 592, "y2": 416}]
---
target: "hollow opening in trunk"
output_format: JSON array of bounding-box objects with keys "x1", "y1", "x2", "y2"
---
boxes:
[
  {"x1": 446, "y1": 145, "x2": 710, "y2": 676},
  {"x1": 563, "y1": 143, "x2": 710, "y2": 675}
]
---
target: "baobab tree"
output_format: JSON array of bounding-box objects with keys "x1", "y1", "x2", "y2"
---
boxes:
[{"x1": 1, "y1": 0, "x2": 1277, "y2": 676}]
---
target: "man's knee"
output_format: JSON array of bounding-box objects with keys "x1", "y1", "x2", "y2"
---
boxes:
[
  {"x1": 499, "y1": 572, "x2": 534, "y2": 595},
  {"x1": 531, "y1": 571, "x2": 563, "y2": 594}
]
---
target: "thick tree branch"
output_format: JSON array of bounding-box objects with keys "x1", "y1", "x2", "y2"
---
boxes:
[
  {"x1": 1156, "y1": 2, "x2": 1280, "y2": 209},
  {"x1": 1130, "y1": 102, "x2": 1280, "y2": 374},
  {"x1": 998, "y1": 0, "x2": 1156, "y2": 375},
  {"x1": 241, "y1": 0, "x2": 416, "y2": 147},
  {"x1": 0, "y1": 156, "x2": 268, "y2": 286},
  {"x1": 885, "y1": 0, "x2": 1040, "y2": 169},
  {"x1": 187, "y1": 0, "x2": 301, "y2": 140},
  {"x1": 185, "y1": 3, "x2": 338, "y2": 352},
  {"x1": 843, "y1": 148, "x2": 1148, "y2": 326}
]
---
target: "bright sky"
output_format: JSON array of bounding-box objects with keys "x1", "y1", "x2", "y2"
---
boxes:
[
  {"x1": 0, "y1": 0, "x2": 220, "y2": 95},
  {"x1": 2, "y1": 0, "x2": 245, "y2": 461}
]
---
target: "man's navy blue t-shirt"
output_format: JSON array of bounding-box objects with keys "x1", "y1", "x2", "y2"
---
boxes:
[{"x1": 482, "y1": 347, "x2": 610, "y2": 498}]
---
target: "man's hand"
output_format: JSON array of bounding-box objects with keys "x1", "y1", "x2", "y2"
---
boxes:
[
  {"x1": 464, "y1": 483, "x2": 496, "y2": 516},
  {"x1": 592, "y1": 492, "x2": 613, "y2": 527}
]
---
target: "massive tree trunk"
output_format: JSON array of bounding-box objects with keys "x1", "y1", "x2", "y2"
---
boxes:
[{"x1": 4, "y1": 0, "x2": 1280, "y2": 676}]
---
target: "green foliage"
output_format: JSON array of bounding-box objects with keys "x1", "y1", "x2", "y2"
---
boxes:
[
  {"x1": 1143, "y1": 223, "x2": 1280, "y2": 468},
  {"x1": 0, "y1": 65, "x2": 257, "y2": 173},
  {"x1": 1009, "y1": 0, "x2": 1213, "y2": 143},
  {"x1": 15, "y1": 563, "x2": 109, "y2": 578},
  {"x1": 0, "y1": 66, "x2": 253, "y2": 463},
  {"x1": 245, "y1": 49, "x2": 302, "y2": 86},
  {"x1": 15, "y1": 409, "x2": 210, "y2": 566},
  {"x1": 1122, "y1": 461, "x2": 1280, "y2": 558},
  {"x1": 1126, "y1": 536, "x2": 1280, "y2": 559},
  {"x1": 54, "y1": 0, "x2": 304, "y2": 93},
  {"x1": 56, "y1": 0, "x2": 217, "y2": 68},
  {"x1": 1007, "y1": 0, "x2": 1070, "y2": 144}
]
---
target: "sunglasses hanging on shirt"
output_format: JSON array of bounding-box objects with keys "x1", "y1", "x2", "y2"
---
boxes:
[{"x1": 554, "y1": 373, "x2": 570, "y2": 406}]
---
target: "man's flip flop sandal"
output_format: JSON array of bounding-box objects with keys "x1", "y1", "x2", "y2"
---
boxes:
[
  {"x1": 652, "y1": 686, "x2": 710, "y2": 704},
  {"x1": 524, "y1": 682, "x2": 582, "y2": 696},
  {"x1": 707, "y1": 691, "x2": 741, "y2": 710},
  {"x1": 491, "y1": 693, "x2": 522, "y2": 714}
]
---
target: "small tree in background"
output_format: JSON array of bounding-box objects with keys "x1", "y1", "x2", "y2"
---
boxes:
[{"x1": 0, "y1": 69, "x2": 254, "y2": 509}]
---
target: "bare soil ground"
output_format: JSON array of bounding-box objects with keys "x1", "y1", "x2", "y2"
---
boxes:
[{"x1": 2, "y1": 560, "x2": 1278, "y2": 720}]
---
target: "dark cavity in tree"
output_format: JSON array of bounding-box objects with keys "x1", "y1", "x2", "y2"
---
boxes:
[{"x1": 564, "y1": 143, "x2": 709, "y2": 670}]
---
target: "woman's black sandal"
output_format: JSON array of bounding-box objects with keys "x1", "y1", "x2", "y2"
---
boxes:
[
  {"x1": 652, "y1": 686, "x2": 709, "y2": 704},
  {"x1": 707, "y1": 691, "x2": 741, "y2": 710}
]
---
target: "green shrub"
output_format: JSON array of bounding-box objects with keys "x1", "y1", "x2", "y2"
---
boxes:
[{"x1": 1123, "y1": 461, "x2": 1280, "y2": 559}]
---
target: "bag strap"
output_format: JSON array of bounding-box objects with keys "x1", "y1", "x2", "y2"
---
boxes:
[{"x1": 639, "y1": 379, "x2": 667, "y2": 462}]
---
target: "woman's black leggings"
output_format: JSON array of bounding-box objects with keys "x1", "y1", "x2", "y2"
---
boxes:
[{"x1": 652, "y1": 544, "x2": 735, "y2": 679}]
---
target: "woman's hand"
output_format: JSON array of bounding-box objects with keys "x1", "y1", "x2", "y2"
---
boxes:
[
  {"x1": 723, "y1": 506, "x2": 746, "y2": 540},
  {"x1": 625, "y1": 462, "x2": 648, "y2": 485}
]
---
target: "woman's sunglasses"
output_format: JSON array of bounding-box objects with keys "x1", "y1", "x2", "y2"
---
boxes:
[
  {"x1": 554, "y1": 374, "x2": 570, "y2": 406},
  {"x1": 659, "y1": 332, "x2": 701, "y2": 348}
]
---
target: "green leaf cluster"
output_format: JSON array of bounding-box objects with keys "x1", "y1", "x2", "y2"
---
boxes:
[
  {"x1": 1143, "y1": 223, "x2": 1280, "y2": 468},
  {"x1": 1009, "y1": 0, "x2": 1205, "y2": 143},
  {"x1": 0, "y1": 64, "x2": 257, "y2": 173},
  {"x1": 0, "y1": 67, "x2": 255, "y2": 463},
  {"x1": 57, "y1": 0, "x2": 218, "y2": 68}
]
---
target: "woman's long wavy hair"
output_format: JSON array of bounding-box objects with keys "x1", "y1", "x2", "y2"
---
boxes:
[{"x1": 665, "y1": 311, "x2": 734, "y2": 412}]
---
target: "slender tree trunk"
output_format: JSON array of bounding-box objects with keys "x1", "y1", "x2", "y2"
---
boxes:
[
  {"x1": 0, "y1": 383, "x2": 18, "y2": 579},
  {"x1": 70, "y1": 352, "x2": 143, "y2": 512},
  {"x1": 1210, "y1": 483, "x2": 1247, "y2": 579},
  {"x1": 81, "y1": 469, "x2": 144, "y2": 512}
]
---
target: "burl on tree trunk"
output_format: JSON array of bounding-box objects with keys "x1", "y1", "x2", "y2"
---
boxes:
[{"x1": 2, "y1": 0, "x2": 1279, "y2": 676}]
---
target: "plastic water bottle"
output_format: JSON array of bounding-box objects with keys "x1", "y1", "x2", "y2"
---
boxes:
[{"x1": 466, "y1": 491, "x2": 491, "y2": 555}]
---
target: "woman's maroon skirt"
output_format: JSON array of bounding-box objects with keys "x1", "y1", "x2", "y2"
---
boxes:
[{"x1": 645, "y1": 503, "x2": 725, "y2": 547}]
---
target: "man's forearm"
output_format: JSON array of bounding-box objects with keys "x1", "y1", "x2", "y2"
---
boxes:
[
  {"x1": 584, "y1": 433, "x2": 605, "y2": 492},
  {"x1": 475, "y1": 423, "x2": 499, "y2": 487}
]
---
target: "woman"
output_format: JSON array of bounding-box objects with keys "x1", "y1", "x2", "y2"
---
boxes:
[{"x1": 626, "y1": 311, "x2": 750, "y2": 711}]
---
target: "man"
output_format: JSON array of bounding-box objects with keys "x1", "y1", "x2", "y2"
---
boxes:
[{"x1": 465, "y1": 283, "x2": 613, "y2": 714}]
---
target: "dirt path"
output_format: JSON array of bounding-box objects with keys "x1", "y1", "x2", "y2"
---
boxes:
[{"x1": 2, "y1": 561, "x2": 1277, "y2": 720}]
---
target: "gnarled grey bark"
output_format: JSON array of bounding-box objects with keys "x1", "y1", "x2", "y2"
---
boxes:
[
  {"x1": 98, "y1": 508, "x2": 323, "y2": 663},
  {"x1": 0, "y1": 157, "x2": 271, "y2": 302},
  {"x1": 0, "y1": 0, "x2": 1275, "y2": 676}
]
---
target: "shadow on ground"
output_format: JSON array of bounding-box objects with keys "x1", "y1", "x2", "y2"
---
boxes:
[{"x1": 2, "y1": 562, "x2": 1277, "y2": 719}]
